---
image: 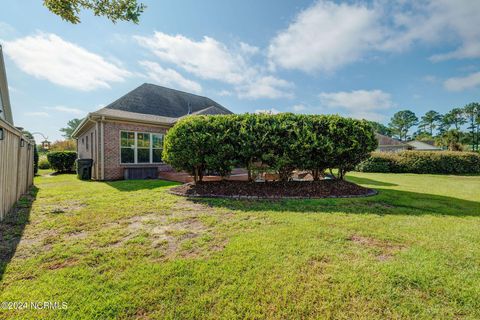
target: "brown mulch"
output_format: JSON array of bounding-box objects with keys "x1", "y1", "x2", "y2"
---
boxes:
[{"x1": 169, "y1": 180, "x2": 377, "y2": 199}]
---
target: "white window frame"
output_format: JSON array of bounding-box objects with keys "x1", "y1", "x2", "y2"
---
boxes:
[{"x1": 120, "y1": 131, "x2": 164, "y2": 164}]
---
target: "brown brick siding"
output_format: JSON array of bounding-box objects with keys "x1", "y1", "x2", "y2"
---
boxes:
[{"x1": 102, "y1": 121, "x2": 173, "y2": 180}]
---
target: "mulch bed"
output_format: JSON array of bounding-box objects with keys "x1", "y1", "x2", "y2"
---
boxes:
[{"x1": 169, "y1": 180, "x2": 377, "y2": 199}]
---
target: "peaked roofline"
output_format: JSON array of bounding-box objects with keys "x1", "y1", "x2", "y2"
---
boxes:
[{"x1": 0, "y1": 45, "x2": 14, "y2": 124}]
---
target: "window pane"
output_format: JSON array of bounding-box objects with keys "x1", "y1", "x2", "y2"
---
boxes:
[
  {"x1": 152, "y1": 134, "x2": 163, "y2": 148},
  {"x1": 121, "y1": 148, "x2": 134, "y2": 163},
  {"x1": 138, "y1": 148, "x2": 150, "y2": 163},
  {"x1": 137, "y1": 133, "x2": 150, "y2": 148},
  {"x1": 153, "y1": 149, "x2": 163, "y2": 163},
  {"x1": 121, "y1": 131, "x2": 135, "y2": 147}
]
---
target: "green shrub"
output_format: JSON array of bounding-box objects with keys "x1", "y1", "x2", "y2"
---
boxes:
[
  {"x1": 163, "y1": 114, "x2": 377, "y2": 182},
  {"x1": 38, "y1": 156, "x2": 51, "y2": 169},
  {"x1": 34, "y1": 144, "x2": 39, "y2": 174},
  {"x1": 47, "y1": 151, "x2": 77, "y2": 173},
  {"x1": 356, "y1": 151, "x2": 480, "y2": 174}
]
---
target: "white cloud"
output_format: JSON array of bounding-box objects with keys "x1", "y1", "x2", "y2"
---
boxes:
[
  {"x1": 44, "y1": 106, "x2": 85, "y2": 115},
  {"x1": 292, "y1": 104, "x2": 306, "y2": 112},
  {"x1": 217, "y1": 90, "x2": 232, "y2": 97},
  {"x1": 24, "y1": 111, "x2": 50, "y2": 117},
  {"x1": 255, "y1": 108, "x2": 280, "y2": 114},
  {"x1": 444, "y1": 71, "x2": 480, "y2": 91},
  {"x1": 3, "y1": 33, "x2": 131, "y2": 91},
  {"x1": 319, "y1": 89, "x2": 393, "y2": 121},
  {"x1": 237, "y1": 76, "x2": 293, "y2": 100},
  {"x1": 239, "y1": 42, "x2": 260, "y2": 55},
  {"x1": 135, "y1": 32, "x2": 292, "y2": 99},
  {"x1": 268, "y1": 1, "x2": 383, "y2": 72},
  {"x1": 139, "y1": 60, "x2": 202, "y2": 93},
  {"x1": 382, "y1": 0, "x2": 480, "y2": 61},
  {"x1": 268, "y1": 1, "x2": 480, "y2": 73},
  {"x1": 135, "y1": 32, "x2": 252, "y2": 85}
]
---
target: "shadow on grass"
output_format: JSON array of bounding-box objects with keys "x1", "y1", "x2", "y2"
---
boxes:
[
  {"x1": 0, "y1": 186, "x2": 38, "y2": 281},
  {"x1": 346, "y1": 176, "x2": 398, "y2": 187},
  {"x1": 188, "y1": 187, "x2": 480, "y2": 217},
  {"x1": 105, "y1": 179, "x2": 179, "y2": 192}
]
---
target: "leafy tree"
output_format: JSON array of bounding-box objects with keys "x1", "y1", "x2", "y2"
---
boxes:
[
  {"x1": 412, "y1": 131, "x2": 433, "y2": 142},
  {"x1": 43, "y1": 0, "x2": 145, "y2": 24},
  {"x1": 441, "y1": 108, "x2": 466, "y2": 132},
  {"x1": 463, "y1": 103, "x2": 480, "y2": 151},
  {"x1": 435, "y1": 129, "x2": 464, "y2": 151},
  {"x1": 388, "y1": 110, "x2": 418, "y2": 141},
  {"x1": 60, "y1": 118, "x2": 82, "y2": 139},
  {"x1": 420, "y1": 110, "x2": 442, "y2": 136},
  {"x1": 365, "y1": 120, "x2": 393, "y2": 137},
  {"x1": 49, "y1": 140, "x2": 77, "y2": 151}
]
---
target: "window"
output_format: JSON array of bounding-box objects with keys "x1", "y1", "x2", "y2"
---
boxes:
[
  {"x1": 120, "y1": 131, "x2": 164, "y2": 164},
  {"x1": 86, "y1": 135, "x2": 89, "y2": 151},
  {"x1": 152, "y1": 134, "x2": 163, "y2": 163},
  {"x1": 121, "y1": 131, "x2": 135, "y2": 163}
]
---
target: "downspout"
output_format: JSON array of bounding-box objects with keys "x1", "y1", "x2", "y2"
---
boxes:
[{"x1": 100, "y1": 116, "x2": 105, "y2": 180}]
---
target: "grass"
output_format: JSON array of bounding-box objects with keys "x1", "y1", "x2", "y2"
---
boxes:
[{"x1": 0, "y1": 170, "x2": 479, "y2": 319}]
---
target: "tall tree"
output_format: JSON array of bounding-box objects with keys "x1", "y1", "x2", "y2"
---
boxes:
[
  {"x1": 441, "y1": 108, "x2": 466, "y2": 131},
  {"x1": 388, "y1": 110, "x2": 418, "y2": 141},
  {"x1": 463, "y1": 102, "x2": 480, "y2": 151},
  {"x1": 420, "y1": 110, "x2": 441, "y2": 136},
  {"x1": 60, "y1": 118, "x2": 82, "y2": 139},
  {"x1": 365, "y1": 120, "x2": 393, "y2": 137},
  {"x1": 43, "y1": 0, "x2": 145, "y2": 24}
]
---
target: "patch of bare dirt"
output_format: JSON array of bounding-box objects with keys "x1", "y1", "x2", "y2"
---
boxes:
[
  {"x1": 46, "y1": 258, "x2": 78, "y2": 270},
  {"x1": 349, "y1": 234, "x2": 405, "y2": 261},
  {"x1": 48, "y1": 200, "x2": 87, "y2": 214}
]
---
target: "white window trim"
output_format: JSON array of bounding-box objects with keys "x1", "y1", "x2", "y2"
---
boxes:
[{"x1": 120, "y1": 130, "x2": 164, "y2": 165}]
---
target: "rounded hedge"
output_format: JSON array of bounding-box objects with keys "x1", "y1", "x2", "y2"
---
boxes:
[
  {"x1": 163, "y1": 114, "x2": 377, "y2": 182},
  {"x1": 47, "y1": 151, "x2": 77, "y2": 173},
  {"x1": 356, "y1": 151, "x2": 480, "y2": 174}
]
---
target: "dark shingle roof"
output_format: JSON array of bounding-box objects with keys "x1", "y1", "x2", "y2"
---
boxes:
[
  {"x1": 375, "y1": 133, "x2": 407, "y2": 147},
  {"x1": 104, "y1": 83, "x2": 232, "y2": 118}
]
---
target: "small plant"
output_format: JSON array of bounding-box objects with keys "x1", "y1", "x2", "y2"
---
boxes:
[
  {"x1": 38, "y1": 156, "x2": 51, "y2": 170},
  {"x1": 47, "y1": 151, "x2": 77, "y2": 173}
]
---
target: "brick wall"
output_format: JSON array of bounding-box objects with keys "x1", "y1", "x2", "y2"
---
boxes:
[{"x1": 102, "y1": 121, "x2": 173, "y2": 180}]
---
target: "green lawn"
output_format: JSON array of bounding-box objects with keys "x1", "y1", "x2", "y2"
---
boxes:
[{"x1": 1, "y1": 171, "x2": 479, "y2": 319}]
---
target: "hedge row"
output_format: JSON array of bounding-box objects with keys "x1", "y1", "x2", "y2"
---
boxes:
[
  {"x1": 47, "y1": 151, "x2": 77, "y2": 173},
  {"x1": 355, "y1": 151, "x2": 480, "y2": 174},
  {"x1": 163, "y1": 114, "x2": 377, "y2": 182}
]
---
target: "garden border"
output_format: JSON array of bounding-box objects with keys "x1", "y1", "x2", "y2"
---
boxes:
[{"x1": 169, "y1": 183, "x2": 378, "y2": 200}]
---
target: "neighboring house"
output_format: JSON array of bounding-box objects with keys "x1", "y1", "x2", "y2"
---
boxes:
[
  {"x1": 72, "y1": 83, "x2": 232, "y2": 181},
  {"x1": 0, "y1": 45, "x2": 34, "y2": 220},
  {"x1": 406, "y1": 140, "x2": 442, "y2": 151},
  {"x1": 375, "y1": 133, "x2": 410, "y2": 152}
]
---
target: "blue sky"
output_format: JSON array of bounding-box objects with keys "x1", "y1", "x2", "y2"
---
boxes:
[{"x1": 0, "y1": 0, "x2": 479, "y2": 141}]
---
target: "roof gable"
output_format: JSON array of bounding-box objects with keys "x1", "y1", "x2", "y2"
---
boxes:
[{"x1": 104, "y1": 83, "x2": 232, "y2": 118}]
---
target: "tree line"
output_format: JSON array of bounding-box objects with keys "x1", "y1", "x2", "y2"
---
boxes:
[{"x1": 369, "y1": 102, "x2": 480, "y2": 151}]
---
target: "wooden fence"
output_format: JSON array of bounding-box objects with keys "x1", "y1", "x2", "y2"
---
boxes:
[{"x1": 0, "y1": 118, "x2": 34, "y2": 221}]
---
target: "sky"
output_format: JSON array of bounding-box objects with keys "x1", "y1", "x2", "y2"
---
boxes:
[{"x1": 0, "y1": 0, "x2": 479, "y2": 141}]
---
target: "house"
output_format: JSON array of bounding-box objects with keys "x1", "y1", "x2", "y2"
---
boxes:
[
  {"x1": 0, "y1": 47, "x2": 13, "y2": 124},
  {"x1": 71, "y1": 83, "x2": 233, "y2": 181},
  {"x1": 0, "y1": 45, "x2": 34, "y2": 220},
  {"x1": 406, "y1": 140, "x2": 442, "y2": 151},
  {"x1": 375, "y1": 133, "x2": 410, "y2": 152}
]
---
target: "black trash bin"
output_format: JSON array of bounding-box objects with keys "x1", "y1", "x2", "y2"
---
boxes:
[{"x1": 76, "y1": 159, "x2": 93, "y2": 180}]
